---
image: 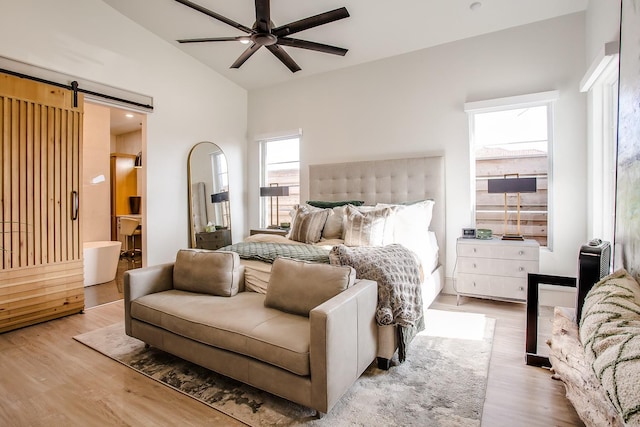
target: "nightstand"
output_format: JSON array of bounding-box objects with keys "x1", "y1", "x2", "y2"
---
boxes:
[
  {"x1": 195, "y1": 229, "x2": 231, "y2": 250},
  {"x1": 455, "y1": 237, "x2": 540, "y2": 303},
  {"x1": 250, "y1": 228, "x2": 289, "y2": 237}
]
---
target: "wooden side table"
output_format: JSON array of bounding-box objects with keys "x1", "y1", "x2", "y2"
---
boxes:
[{"x1": 250, "y1": 228, "x2": 289, "y2": 237}]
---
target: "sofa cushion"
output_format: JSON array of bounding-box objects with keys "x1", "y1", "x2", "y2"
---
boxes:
[
  {"x1": 264, "y1": 257, "x2": 356, "y2": 316},
  {"x1": 131, "y1": 290, "x2": 311, "y2": 376},
  {"x1": 173, "y1": 249, "x2": 242, "y2": 297}
]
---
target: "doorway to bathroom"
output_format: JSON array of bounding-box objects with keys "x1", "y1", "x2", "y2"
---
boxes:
[{"x1": 83, "y1": 102, "x2": 147, "y2": 308}]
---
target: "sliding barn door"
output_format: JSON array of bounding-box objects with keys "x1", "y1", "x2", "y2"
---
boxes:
[{"x1": 0, "y1": 73, "x2": 84, "y2": 332}]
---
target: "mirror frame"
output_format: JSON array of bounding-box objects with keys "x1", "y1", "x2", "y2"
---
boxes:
[{"x1": 187, "y1": 141, "x2": 230, "y2": 248}]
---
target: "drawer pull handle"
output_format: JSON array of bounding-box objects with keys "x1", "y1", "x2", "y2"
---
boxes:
[
  {"x1": 473, "y1": 282, "x2": 477, "y2": 287},
  {"x1": 519, "y1": 250, "x2": 524, "y2": 255},
  {"x1": 472, "y1": 263, "x2": 477, "y2": 269},
  {"x1": 519, "y1": 267, "x2": 524, "y2": 272},
  {"x1": 519, "y1": 286, "x2": 524, "y2": 291},
  {"x1": 473, "y1": 248, "x2": 477, "y2": 253}
]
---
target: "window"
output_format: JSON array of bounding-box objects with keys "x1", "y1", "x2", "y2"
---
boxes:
[
  {"x1": 465, "y1": 91, "x2": 558, "y2": 247},
  {"x1": 582, "y1": 46, "x2": 618, "y2": 246},
  {"x1": 259, "y1": 135, "x2": 300, "y2": 228}
]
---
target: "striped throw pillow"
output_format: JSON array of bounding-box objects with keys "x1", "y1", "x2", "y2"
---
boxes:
[
  {"x1": 288, "y1": 206, "x2": 330, "y2": 243},
  {"x1": 344, "y1": 205, "x2": 395, "y2": 246}
]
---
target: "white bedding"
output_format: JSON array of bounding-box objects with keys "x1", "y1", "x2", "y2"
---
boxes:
[{"x1": 240, "y1": 231, "x2": 439, "y2": 294}]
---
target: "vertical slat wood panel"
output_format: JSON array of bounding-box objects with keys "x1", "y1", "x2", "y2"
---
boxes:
[
  {"x1": 26, "y1": 102, "x2": 34, "y2": 267},
  {"x1": 59, "y1": 109, "x2": 67, "y2": 262},
  {"x1": 72, "y1": 110, "x2": 82, "y2": 260},
  {"x1": 46, "y1": 106, "x2": 54, "y2": 264},
  {"x1": 19, "y1": 100, "x2": 27, "y2": 266},
  {"x1": 10, "y1": 99, "x2": 19, "y2": 269},
  {"x1": 1, "y1": 97, "x2": 7, "y2": 269},
  {"x1": 33, "y1": 104, "x2": 41, "y2": 266},
  {"x1": 0, "y1": 73, "x2": 84, "y2": 332},
  {"x1": 53, "y1": 108, "x2": 61, "y2": 263}
]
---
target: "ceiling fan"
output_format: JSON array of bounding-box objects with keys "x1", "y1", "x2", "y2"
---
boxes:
[{"x1": 174, "y1": 0, "x2": 350, "y2": 73}]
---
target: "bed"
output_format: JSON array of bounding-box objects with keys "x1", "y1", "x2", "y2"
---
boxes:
[{"x1": 224, "y1": 155, "x2": 446, "y2": 367}]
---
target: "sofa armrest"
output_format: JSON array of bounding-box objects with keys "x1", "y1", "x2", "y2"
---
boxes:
[
  {"x1": 309, "y1": 278, "x2": 378, "y2": 413},
  {"x1": 124, "y1": 262, "x2": 174, "y2": 335}
]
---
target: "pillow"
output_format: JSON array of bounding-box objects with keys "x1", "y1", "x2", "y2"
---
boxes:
[
  {"x1": 343, "y1": 205, "x2": 395, "y2": 246},
  {"x1": 264, "y1": 257, "x2": 356, "y2": 316},
  {"x1": 377, "y1": 199, "x2": 434, "y2": 230},
  {"x1": 376, "y1": 200, "x2": 435, "y2": 261},
  {"x1": 173, "y1": 249, "x2": 242, "y2": 297},
  {"x1": 306, "y1": 200, "x2": 365, "y2": 208},
  {"x1": 579, "y1": 269, "x2": 640, "y2": 425},
  {"x1": 288, "y1": 205, "x2": 330, "y2": 243},
  {"x1": 322, "y1": 205, "x2": 347, "y2": 240}
]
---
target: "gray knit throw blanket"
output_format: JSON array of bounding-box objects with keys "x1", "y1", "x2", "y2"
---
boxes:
[{"x1": 329, "y1": 244, "x2": 424, "y2": 362}]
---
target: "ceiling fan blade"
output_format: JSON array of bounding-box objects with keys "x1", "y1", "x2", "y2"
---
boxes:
[
  {"x1": 273, "y1": 7, "x2": 349, "y2": 37},
  {"x1": 266, "y1": 45, "x2": 301, "y2": 73},
  {"x1": 178, "y1": 36, "x2": 244, "y2": 43},
  {"x1": 255, "y1": 0, "x2": 271, "y2": 33},
  {"x1": 230, "y1": 44, "x2": 262, "y2": 69},
  {"x1": 174, "y1": 0, "x2": 253, "y2": 33},
  {"x1": 277, "y1": 38, "x2": 348, "y2": 56}
]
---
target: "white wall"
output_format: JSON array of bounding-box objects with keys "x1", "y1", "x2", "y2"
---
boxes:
[
  {"x1": 583, "y1": 0, "x2": 621, "y2": 244},
  {"x1": 82, "y1": 103, "x2": 111, "y2": 241},
  {"x1": 586, "y1": 0, "x2": 621, "y2": 65},
  {"x1": 248, "y1": 13, "x2": 587, "y2": 284},
  {"x1": 0, "y1": 0, "x2": 248, "y2": 266}
]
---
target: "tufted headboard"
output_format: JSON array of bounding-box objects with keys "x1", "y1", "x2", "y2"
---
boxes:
[{"x1": 309, "y1": 155, "x2": 446, "y2": 267}]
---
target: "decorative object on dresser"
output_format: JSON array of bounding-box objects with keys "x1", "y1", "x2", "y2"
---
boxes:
[
  {"x1": 455, "y1": 236, "x2": 539, "y2": 303},
  {"x1": 487, "y1": 174, "x2": 537, "y2": 241},
  {"x1": 462, "y1": 227, "x2": 476, "y2": 238},
  {"x1": 259, "y1": 184, "x2": 290, "y2": 228},
  {"x1": 195, "y1": 229, "x2": 231, "y2": 250}
]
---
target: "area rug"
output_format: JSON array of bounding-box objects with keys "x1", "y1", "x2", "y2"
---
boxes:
[{"x1": 74, "y1": 309, "x2": 495, "y2": 427}]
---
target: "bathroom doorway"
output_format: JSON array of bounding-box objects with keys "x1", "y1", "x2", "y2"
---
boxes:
[{"x1": 83, "y1": 102, "x2": 147, "y2": 308}]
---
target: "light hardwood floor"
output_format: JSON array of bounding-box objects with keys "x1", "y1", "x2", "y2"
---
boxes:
[{"x1": 0, "y1": 292, "x2": 584, "y2": 426}]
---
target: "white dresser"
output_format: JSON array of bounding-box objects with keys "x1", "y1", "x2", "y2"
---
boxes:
[{"x1": 455, "y1": 237, "x2": 540, "y2": 302}]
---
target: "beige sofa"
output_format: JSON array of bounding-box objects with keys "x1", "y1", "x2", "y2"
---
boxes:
[{"x1": 124, "y1": 249, "x2": 378, "y2": 414}]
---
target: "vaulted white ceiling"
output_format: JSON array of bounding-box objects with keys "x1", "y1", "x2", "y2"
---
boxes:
[{"x1": 102, "y1": 0, "x2": 588, "y2": 91}]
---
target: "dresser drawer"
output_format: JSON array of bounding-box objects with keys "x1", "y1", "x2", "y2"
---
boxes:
[
  {"x1": 195, "y1": 230, "x2": 231, "y2": 250},
  {"x1": 457, "y1": 242, "x2": 539, "y2": 261},
  {"x1": 456, "y1": 273, "x2": 527, "y2": 301},
  {"x1": 457, "y1": 257, "x2": 539, "y2": 278}
]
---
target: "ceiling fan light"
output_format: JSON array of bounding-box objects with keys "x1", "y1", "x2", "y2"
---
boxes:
[{"x1": 239, "y1": 37, "x2": 251, "y2": 44}]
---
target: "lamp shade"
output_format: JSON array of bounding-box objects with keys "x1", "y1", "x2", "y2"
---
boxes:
[
  {"x1": 487, "y1": 177, "x2": 536, "y2": 193},
  {"x1": 211, "y1": 191, "x2": 229, "y2": 203},
  {"x1": 260, "y1": 186, "x2": 289, "y2": 197}
]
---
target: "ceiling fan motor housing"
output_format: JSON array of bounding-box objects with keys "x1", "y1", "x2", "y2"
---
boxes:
[{"x1": 251, "y1": 32, "x2": 277, "y2": 46}]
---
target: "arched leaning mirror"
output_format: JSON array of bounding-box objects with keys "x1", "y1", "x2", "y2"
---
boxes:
[{"x1": 187, "y1": 142, "x2": 231, "y2": 249}]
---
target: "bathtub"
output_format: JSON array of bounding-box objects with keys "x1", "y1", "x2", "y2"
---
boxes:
[{"x1": 83, "y1": 241, "x2": 122, "y2": 287}]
